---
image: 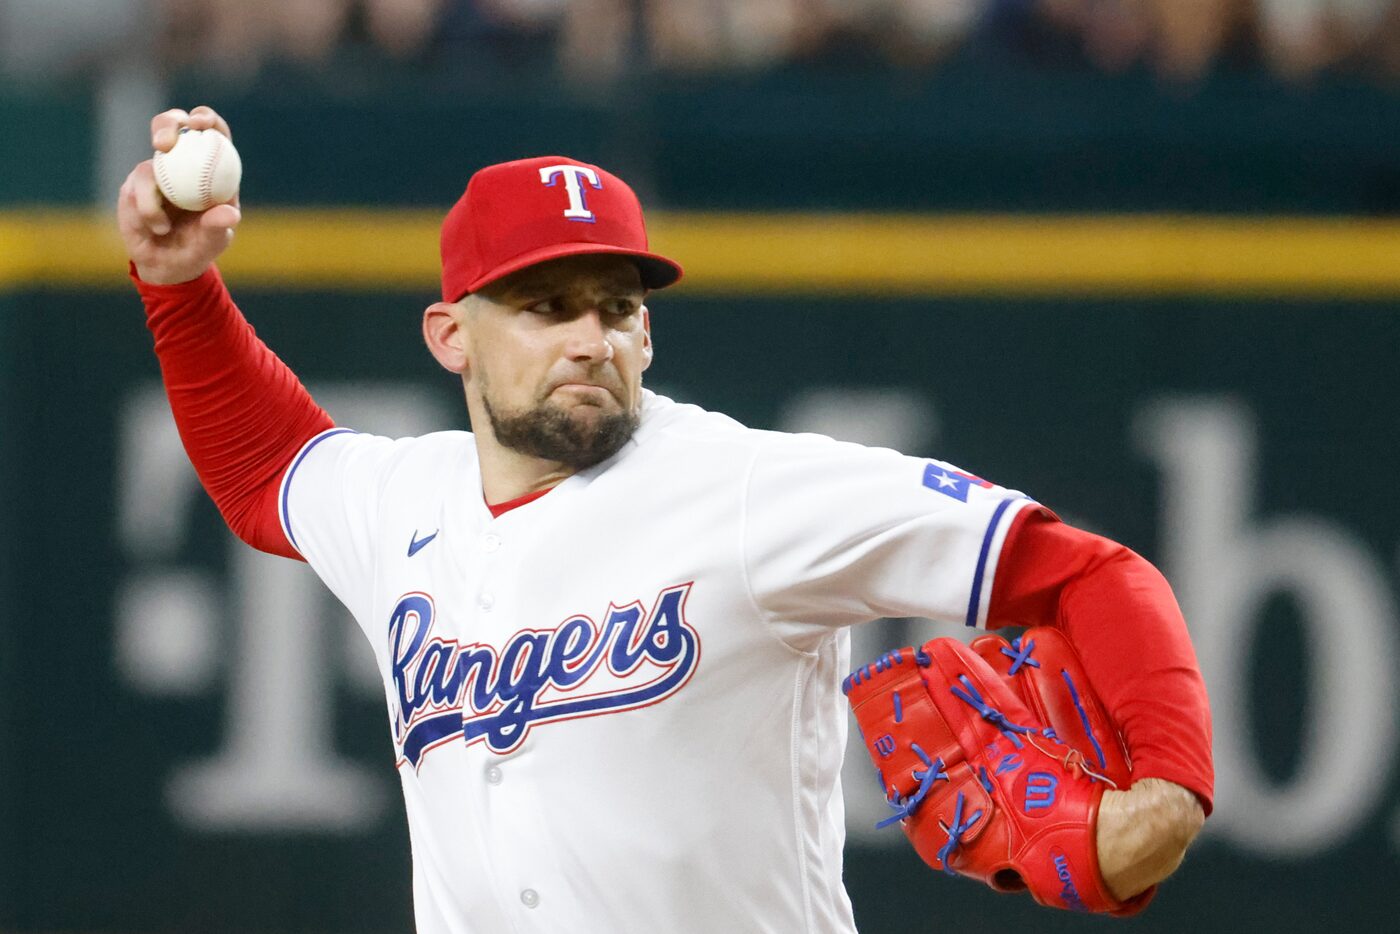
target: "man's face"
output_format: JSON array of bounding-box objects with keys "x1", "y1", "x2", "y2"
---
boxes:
[{"x1": 462, "y1": 254, "x2": 652, "y2": 469}]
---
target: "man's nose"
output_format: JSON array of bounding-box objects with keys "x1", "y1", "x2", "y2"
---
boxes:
[{"x1": 564, "y1": 309, "x2": 614, "y2": 362}]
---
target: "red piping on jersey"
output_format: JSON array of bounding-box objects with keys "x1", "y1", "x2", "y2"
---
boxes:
[{"x1": 487, "y1": 487, "x2": 554, "y2": 518}]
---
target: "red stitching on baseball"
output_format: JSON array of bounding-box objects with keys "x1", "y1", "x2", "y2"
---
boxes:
[
  {"x1": 154, "y1": 157, "x2": 174, "y2": 204},
  {"x1": 200, "y1": 136, "x2": 224, "y2": 210}
]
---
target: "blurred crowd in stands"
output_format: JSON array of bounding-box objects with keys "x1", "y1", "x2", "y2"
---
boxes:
[{"x1": 3, "y1": 0, "x2": 1398, "y2": 87}]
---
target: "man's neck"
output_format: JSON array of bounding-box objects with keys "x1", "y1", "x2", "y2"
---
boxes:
[
  {"x1": 464, "y1": 396, "x2": 573, "y2": 504},
  {"x1": 474, "y1": 438, "x2": 574, "y2": 506}
]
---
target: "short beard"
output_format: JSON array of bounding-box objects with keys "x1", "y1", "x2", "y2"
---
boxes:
[{"x1": 482, "y1": 394, "x2": 639, "y2": 470}]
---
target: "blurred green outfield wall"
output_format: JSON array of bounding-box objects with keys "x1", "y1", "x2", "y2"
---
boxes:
[
  {"x1": 0, "y1": 293, "x2": 17, "y2": 928},
  {"x1": 0, "y1": 65, "x2": 1398, "y2": 933},
  {"x1": 1, "y1": 283, "x2": 1398, "y2": 933}
]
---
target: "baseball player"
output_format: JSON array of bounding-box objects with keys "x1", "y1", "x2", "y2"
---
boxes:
[{"x1": 118, "y1": 105, "x2": 1212, "y2": 933}]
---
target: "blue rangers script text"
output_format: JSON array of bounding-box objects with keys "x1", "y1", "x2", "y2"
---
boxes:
[{"x1": 389, "y1": 583, "x2": 701, "y2": 765}]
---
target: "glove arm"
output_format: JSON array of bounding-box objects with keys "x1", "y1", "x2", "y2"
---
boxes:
[
  {"x1": 989, "y1": 508, "x2": 1214, "y2": 813},
  {"x1": 989, "y1": 509, "x2": 1213, "y2": 901},
  {"x1": 1097, "y1": 778, "x2": 1205, "y2": 901},
  {"x1": 134, "y1": 263, "x2": 334, "y2": 558}
]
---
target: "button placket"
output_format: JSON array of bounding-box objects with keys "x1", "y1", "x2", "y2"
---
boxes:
[{"x1": 476, "y1": 531, "x2": 502, "y2": 612}]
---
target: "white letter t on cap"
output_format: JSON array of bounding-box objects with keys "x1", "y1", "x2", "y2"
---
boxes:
[{"x1": 540, "y1": 165, "x2": 602, "y2": 222}]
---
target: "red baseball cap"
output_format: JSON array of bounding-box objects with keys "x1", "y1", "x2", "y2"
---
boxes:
[{"x1": 440, "y1": 155, "x2": 684, "y2": 302}]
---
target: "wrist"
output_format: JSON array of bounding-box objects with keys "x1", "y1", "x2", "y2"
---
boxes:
[
  {"x1": 129, "y1": 261, "x2": 220, "y2": 292},
  {"x1": 132, "y1": 261, "x2": 210, "y2": 286}
]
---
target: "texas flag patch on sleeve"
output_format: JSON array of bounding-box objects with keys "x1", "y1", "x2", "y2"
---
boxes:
[{"x1": 921, "y1": 462, "x2": 995, "y2": 503}]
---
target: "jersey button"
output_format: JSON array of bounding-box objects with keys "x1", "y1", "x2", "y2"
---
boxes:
[
  {"x1": 520, "y1": 889, "x2": 540, "y2": 909},
  {"x1": 485, "y1": 766, "x2": 503, "y2": 785},
  {"x1": 478, "y1": 592, "x2": 495, "y2": 611},
  {"x1": 482, "y1": 533, "x2": 502, "y2": 553}
]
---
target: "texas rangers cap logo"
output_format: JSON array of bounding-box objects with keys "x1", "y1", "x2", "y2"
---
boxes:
[
  {"x1": 438, "y1": 154, "x2": 684, "y2": 301},
  {"x1": 539, "y1": 164, "x2": 602, "y2": 222}
]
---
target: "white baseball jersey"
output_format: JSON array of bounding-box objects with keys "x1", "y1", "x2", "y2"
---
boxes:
[{"x1": 279, "y1": 390, "x2": 1035, "y2": 933}]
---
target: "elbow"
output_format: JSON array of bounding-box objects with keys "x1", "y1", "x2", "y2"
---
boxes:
[{"x1": 218, "y1": 485, "x2": 303, "y2": 561}]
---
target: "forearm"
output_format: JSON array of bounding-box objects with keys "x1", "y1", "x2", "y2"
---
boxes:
[
  {"x1": 989, "y1": 510, "x2": 1214, "y2": 808},
  {"x1": 135, "y1": 264, "x2": 333, "y2": 557},
  {"x1": 1064, "y1": 550, "x2": 1212, "y2": 896},
  {"x1": 989, "y1": 510, "x2": 1214, "y2": 899},
  {"x1": 1057, "y1": 548, "x2": 1213, "y2": 809}
]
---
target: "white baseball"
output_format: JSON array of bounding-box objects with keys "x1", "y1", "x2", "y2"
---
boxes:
[{"x1": 152, "y1": 127, "x2": 242, "y2": 212}]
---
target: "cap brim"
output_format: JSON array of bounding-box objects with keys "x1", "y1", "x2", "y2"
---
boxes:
[{"x1": 464, "y1": 242, "x2": 683, "y2": 297}]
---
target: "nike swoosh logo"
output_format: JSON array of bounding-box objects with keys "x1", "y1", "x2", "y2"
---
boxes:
[{"x1": 407, "y1": 529, "x2": 439, "y2": 558}]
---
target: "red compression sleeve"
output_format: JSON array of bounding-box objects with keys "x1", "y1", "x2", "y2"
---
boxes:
[
  {"x1": 988, "y1": 508, "x2": 1214, "y2": 813},
  {"x1": 134, "y1": 264, "x2": 334, "y2": 559}
]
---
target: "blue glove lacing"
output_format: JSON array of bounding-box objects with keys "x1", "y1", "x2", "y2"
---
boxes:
[
  {"x1": 949, "y1": 675, "x2": 1038, "y2": 749},
  {"x1": 935, "y1": 792, "x2": 985, "y2": 874},
  {"x1": 1000, "y1": 637, "x2": 1040, "y2": 675},
  {"x1": 876, "y1": 742, "x2": 950, "y2": 829}
]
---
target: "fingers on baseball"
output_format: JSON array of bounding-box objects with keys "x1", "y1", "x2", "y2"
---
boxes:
[
  {"x1": 116, "y1": 175, "x2": 147, "y2": 242},
  {"x1": 151, "y1": 105, "x2": 233, "y2": 152},
  {"x1": 151, "y1": 108, "x2": 191, "y2": 152},
  {"x1": 188, "y1": 104, "x2": 234, "y2": 141},
  {"x1": 200, "y1": 203, "x2": 242, "y2": 231},
  {"x1": 129, "y1": 161, "x2": 174, "y2": 236}
]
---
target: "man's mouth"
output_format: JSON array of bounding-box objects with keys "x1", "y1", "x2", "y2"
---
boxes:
[{"x1": 551, "y1": 382, "x2": 618, "y2": 403}]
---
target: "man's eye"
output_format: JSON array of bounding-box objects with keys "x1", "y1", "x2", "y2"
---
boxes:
[
  {"x1": 607, "y1": 299, "x2": 638, "y2": 316},
  {"x1": 526, "y1": 298, "x2": 564, "y2": 314}
]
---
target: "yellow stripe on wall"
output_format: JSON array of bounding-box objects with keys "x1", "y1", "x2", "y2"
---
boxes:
[
  {"x1": 2, "y1": 210, "x2": 1398, "y2": 298},
  {"x1": 654, "y1": 214, "x2": 1400, "y2": 298}
]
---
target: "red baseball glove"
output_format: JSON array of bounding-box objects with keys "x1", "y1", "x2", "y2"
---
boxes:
[{"x1": 844, "y1": 627, "x2": 1153, "y2": 915}]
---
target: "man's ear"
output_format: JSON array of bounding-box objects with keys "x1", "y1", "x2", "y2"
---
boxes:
[
  {"x1": 423, "y1": 302, "x2": 470, "y2": 374},
  {"x1": 640, "y1": 305, "x2": 654, "y2": 372}
]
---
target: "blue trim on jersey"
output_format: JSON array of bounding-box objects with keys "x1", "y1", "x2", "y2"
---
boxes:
[
  {"x1": 964, "y1": 496, "x2": 1019, "y2": 627},
  {"x1": 398, "y1": 642, "x2": 701, "y2": 763},
  {"x1": 280, "y1": 427, "x2": 357, "y2": 552}
]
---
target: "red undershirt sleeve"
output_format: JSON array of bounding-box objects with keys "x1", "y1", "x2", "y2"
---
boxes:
[
  {"x1": 133, "y1": 263, "x2": 334, "y2": 560},
  {"x1": 988, "y1": 507, "x2": 1215, "y2": 814}
]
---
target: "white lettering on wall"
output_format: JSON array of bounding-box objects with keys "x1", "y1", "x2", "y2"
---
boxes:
[
  {"x1": 1136, "y1": 398, "x2": 1398, "y2": 855},
  {"x1": 116, "y1": 383, "x2": 452, "y2": 832}
]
